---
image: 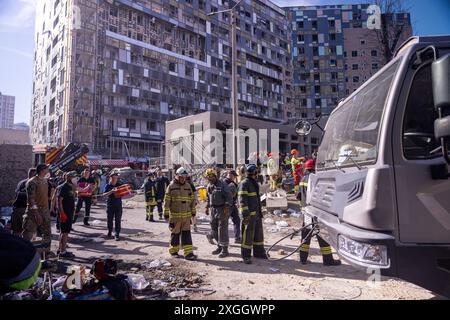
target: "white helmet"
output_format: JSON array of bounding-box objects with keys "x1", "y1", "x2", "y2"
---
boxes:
[{"x1": 176, "y1": 167, "x2": 189, "y2": 177}]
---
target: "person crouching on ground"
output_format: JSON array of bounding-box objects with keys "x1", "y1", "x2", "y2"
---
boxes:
[
  {"x1": 104, "y1": 172, "x2": 123, "y2": 241},
  {"x1": 57, "y1": 171, "x2": 78, "y2": 258}
]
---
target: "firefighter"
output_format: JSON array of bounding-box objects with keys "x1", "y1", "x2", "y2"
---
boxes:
[
  {"x1": 223, "y1": 170, "x2": 242, "y2": 244},
  {"x1": 290, "y1": 149, "x2": 304, "y2": 193},
  {"x1": 22, "y1": 164, "x2": 52, "y2": 254},
  {"x1": 205, "y1": 168, "x2": 233, "y2": 258},
  {"x1": 238, "y1": 164, "x2": 268, "y2": 264},
  {"x1": 155, "y1": 168, "x2": 170, "y2": 220},
  {"x1": 298, "y1": 160, "x2": 341, "y2": 266},
  {"x1": 164, "y1": 167, "x2": 197, "y2": 260},
  {"x1": 142, "y1": 171, "x2": 157, "y2": 222}
]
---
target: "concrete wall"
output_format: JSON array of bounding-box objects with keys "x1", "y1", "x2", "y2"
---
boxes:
[
  {"x1": 0, "y1": 144, "x2": 33, "y2": 206},
  {"x1": 165, "y1": 111, "x2": 322, "y2": 167},
  {"x1": 0, "y1": 128, "x2": 30, "y2": 145}
]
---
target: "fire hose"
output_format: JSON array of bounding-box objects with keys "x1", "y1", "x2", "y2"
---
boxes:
[{"x1": 266, "y1": 221, "x2": 321, "y2": 262}]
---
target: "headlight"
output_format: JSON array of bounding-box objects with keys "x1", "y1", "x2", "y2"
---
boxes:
[{"x1": 338, "y1": 235, "x2": 389, "y2": 268}]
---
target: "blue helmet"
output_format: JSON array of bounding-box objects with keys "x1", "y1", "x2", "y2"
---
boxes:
[{"x1": 245, "y1": 164, "x2": 257, "y2": 174}]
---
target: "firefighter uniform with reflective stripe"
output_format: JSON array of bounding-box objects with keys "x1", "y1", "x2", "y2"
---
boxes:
[
  {"x1": 143, "y1": 178, "x2": 157, "y2": 221},
  {"x1": 299, "y1": 171, "x2": 340, "y2": 266},
  {"x1": 164, "y1": 179, "x2": 196, "y2": 256},
  {"x1": 238, "y1": 177, "x2": 265, "y2": 259},
  {"x1": 207, "y1": 179, "x2": 233, "y2": 247}
]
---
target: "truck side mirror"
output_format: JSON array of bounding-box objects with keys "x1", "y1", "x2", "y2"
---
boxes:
[
  {"x1": 295, "y1": 120, "x2": 312, "y2": 136},
  {"x1": 432, "y1": 53, "x2": 450, "y2": 165}
]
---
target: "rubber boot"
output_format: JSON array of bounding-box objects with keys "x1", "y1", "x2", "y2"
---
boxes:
[
  {"x1": 212, "y1": 246, "x2": 222, "y2": 255},
  {"x1": 185, "y1": 253, "x2": 197, "y2": 261},
  {"x1": 218, "y1": 246, "x2": 229, "y2": 258},
  {"x1": 323, "y1": 254, "x2": 341, "y2": 266}
]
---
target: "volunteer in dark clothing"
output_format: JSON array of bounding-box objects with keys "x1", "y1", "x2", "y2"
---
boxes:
[
  {"x1": 74, "y1": 169, "x2": 96, "y2": 226},
  {"x1": 223, "y1": 170, "x2": 242, "y2": 243},
  {"x1": 57, "y1": 171, "x2": 78, "y2": 259},
  {"x1": 104, "y1": 172, "x2": 123, "y2": 241},
  {"x1": 11, "y1": 168, "x2": 36, "y2": 236},
  {"x1": 155, "y1": 168, "x2": 170, "y2": 220}
]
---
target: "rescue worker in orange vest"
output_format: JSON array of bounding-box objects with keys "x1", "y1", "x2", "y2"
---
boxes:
[
  {"x1": 164, "y1": 167, "x2": 197, "y2": 260},
  {"x1": 239, "y1": 164, "x2": 268, "y2": 264},
  {"x1": 290, "y1": 149, "x2": 304, "y2": 193},
  {"x1": 142, "y1": 171, "x2": 157, "y2": 222},
  {"x1": 298, "y1": 160, "x2": 341, "y2": 266}
]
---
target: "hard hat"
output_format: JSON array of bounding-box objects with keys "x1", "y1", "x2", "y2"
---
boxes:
[
  {"x1": 245, "y1": 164, "x2": 258, "y2": 174},
  {"x1": 66, "y1": 171, "x2": 78, "y2": 178},
  {"x1": 268, "y1": 152, "x2": 273, "y2": 158},
  {"x1": 304, "y1": 160, "x2": 315, "y2": 170},
  {"x1": 147, "y1": 170, "x2": 155, "y2": 177},
  {"x1": 205, "y1": 168, "x2": 217, "y2": 177},
  {"x1": 176, "y1": 167, "x2": 189, "y2": 177},
  {"x1": 290, "y1": 149, "x2": 298, "y2": 155}
]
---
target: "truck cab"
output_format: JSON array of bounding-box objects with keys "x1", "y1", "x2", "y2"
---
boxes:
[{"x1": 302, "y1": 36, "x2": 450, "y2": 297}]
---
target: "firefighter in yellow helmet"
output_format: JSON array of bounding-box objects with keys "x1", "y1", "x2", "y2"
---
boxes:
[{"x1": 164, "y1": 167, "x2": 197, "y2": 260}]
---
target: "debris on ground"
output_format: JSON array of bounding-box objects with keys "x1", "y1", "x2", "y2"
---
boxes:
[
  {"x1": 126, "y1": 274, "x2": 150, "y2": 290},
  {"x1": 276, "y1": 221, "x2": 289, "y2": 228},
  {"x1": 145, "y1": 259, "x2": 172, "y2": 269},
  {"x1": 169, "y1": 290, "x2": 186, "y2": 298},
  {"x1": 264, "y1": 218, "x2": 275, "y2": 225}
]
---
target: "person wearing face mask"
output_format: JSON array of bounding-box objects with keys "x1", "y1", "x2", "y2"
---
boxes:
[
  {"x1": 22, "y1": 164, "x2": 52, "y2": 254},
  {"x1": 57, "y1": 171, "x2": 78, "y2": 258},
  {"x1": 164, "y1": 167, "x2": 197, "y2": 260}
]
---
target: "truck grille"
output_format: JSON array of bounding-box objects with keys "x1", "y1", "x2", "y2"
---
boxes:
[{"x1": 310, "y1": 180, "x2": 336, "y2": 209}]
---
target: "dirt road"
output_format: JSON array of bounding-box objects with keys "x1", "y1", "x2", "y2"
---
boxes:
[{"x1": 53, "y1": 195, "x2": 442, "y2": 300}]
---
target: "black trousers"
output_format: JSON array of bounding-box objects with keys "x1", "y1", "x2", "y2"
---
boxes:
[
  {"x1": 300, "y1": 222, "x2": 334, "y2": 264},
  {"x1": 156, "y1": 199, "x2": 164, "y2": 216},
  {"x1": 230, "y1": 205, "x2": 241, "y2": 239},
  {"x1": 241, "y1": 214, "x2": 265, "y2": 258},
  {"x1": 76, "y1": 196, "x2": 92, "y2": 221},
  {"x1": 107, "y1": 205, "x2": 122, "y2": 235}
]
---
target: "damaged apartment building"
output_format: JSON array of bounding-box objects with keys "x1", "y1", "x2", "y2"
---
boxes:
[{"x1": 31, "y1": 0, "x2": 294, "y2": 159}]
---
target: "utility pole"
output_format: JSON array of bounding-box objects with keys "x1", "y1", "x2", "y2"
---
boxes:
[{"x1": 208, "y1": 0, "x2": 243, "y2": 169}]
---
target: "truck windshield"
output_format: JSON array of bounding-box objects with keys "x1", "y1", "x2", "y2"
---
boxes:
[{"x1": 317, "y1": 60, "x2": 400, "y2": 170}]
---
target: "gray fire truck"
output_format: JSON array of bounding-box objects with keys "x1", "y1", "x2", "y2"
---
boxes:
[{"x1": 297, "y1": 36, "x2": 450, "y2": 297}]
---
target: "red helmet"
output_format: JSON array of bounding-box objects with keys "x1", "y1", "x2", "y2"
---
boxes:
[
  {"x1": 290, "y1": 149, "x2": 298, "y2": 155},
  {"x1": 305, "y1": 160, "x2": 315, "y2": 170},
  {"x1": 267, "y1": 152, "x2": 272, "y2": 157}
]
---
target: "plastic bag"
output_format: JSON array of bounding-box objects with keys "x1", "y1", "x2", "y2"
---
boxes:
[{"x1": 126, "y1": 274, "x2": 149, "y2": 290}]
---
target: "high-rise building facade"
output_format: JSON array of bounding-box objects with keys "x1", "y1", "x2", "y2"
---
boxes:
[
  {"x1": 31, "y1": 0, "x2": 293, "y2": 159},
  {"x1": 285, "y1": 4, "x2": 412, "y2": 119},
  {"x1": 0, "y1": 92, "x2": 15, "y2": 129}
]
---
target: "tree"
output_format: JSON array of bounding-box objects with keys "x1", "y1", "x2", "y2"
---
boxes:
[{"x1": 371, "y1": 0, "x2": 413, "y2": 62}]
